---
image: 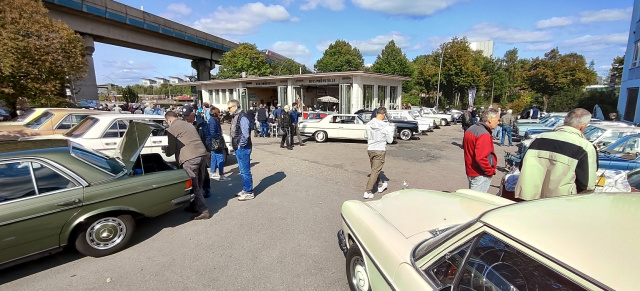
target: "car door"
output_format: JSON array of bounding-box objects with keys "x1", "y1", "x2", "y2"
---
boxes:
[
  {"x1": 338, "y1": 116, "x2": 365, "y2": 139},
  {"x1": 0, "y1": 159, "x2": 83, "y2": 264},
  {"x1": 99, "y1": 120, "x2": 129, "y2": 156}
]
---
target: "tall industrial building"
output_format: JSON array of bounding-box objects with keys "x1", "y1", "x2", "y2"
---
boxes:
[{"x1": 470, "y1": 41, "x2": 494, "y2": 58}]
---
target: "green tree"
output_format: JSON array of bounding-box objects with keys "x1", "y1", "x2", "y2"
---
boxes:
[
  {"x1": 217, "y1": 43, "x2": 271, "y2": 79},
  {"x1": 270, "y1": 59, "x2": 309, "y2": 75},
  {"x1": 314, "y1": 40, "x2": 364, "y2": 73},
  {"x1": 0, "y1": 0, "x2": 87, "y2": 116},
  {"x1": 438, "y1": 37, "x2": 487, "y2": 107},
  {"x1": 527, "y1": 48, "x2": 597, "y2": 111},
  {"x1": 371, "y1": 40, "x2": 413, "y2": 77},
  {"x1": 122, "y1": 86, "x2": 139, "y2": 103},
  {"x1": 502, "y1": 48, "x2": 530, "y2": 102},
  {"x1": 606, "y1": 55, "x2": 624, "y2": 87}
]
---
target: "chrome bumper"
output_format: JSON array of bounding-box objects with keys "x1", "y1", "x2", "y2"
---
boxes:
[
  {"x1": 172, "y1": 194, "x2": 195, "y2": 206},
  {"x1": 338, "y1": 230, "x2": 348, "y2": 257}
]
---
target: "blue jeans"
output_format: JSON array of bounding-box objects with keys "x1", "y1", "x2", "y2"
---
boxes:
[
  {"x1": 501, "y1": 125, "x2": 513, "y2": 146},
  {"x1": 210, "y1": 150, "x2": 225, "y2": 175},
  {"x1": 468, "y1": 175, "x2": 492, "y2": 193},
  {"x1": 260, "y1": 121, "x2": 268, "y2": 137},
  {"x1": 493, "y1": 125, "x2": 502, "y2": 139},
  {"x1": 235, "y1": 147, "x2": 253, "y2": 193}
]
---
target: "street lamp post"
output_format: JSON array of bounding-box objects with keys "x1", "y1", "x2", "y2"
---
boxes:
[
  {"x1": 103, "y1": 75, "x2": 117, "y2": 102},
  {"x1": 436, "y1": 46, "x2": 445, "y2": 109}
]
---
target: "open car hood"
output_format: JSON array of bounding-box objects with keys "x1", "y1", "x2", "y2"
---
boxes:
[{"x1": 114, "y1": 121, "x2": 161, "y2": 173}]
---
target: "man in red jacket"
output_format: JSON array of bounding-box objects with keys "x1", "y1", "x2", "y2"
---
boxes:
[{"x1": 463, "y1": 108, "x2": 500, "y2": 192}]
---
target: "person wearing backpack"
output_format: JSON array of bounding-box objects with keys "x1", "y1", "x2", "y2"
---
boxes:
[{"x1": 279, "y1": 105, "x2": 294, "y2": 150}]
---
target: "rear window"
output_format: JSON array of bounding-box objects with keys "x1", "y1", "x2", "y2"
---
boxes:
[
  {"x1": 25, "y1": 111, "x2": 54, "y2": 129},
  {"x1": 11, "y1": 108, "x2": 37, "y2": 122},
  {"x1": 70, "y1": 144, "x2": 124, "y2": 175},
  {"x1": 65, "y1": 117, "x2": 99, "y2": 138}
]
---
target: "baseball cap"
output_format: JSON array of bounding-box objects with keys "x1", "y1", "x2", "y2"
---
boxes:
[{"x1": 182, "y1": 105, "x2": 194, "y2": 116}]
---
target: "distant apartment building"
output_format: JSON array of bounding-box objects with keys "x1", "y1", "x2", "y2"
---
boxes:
[
  {"x1": 617, "y1": 0, "x2": 640, "y2": 122},
  {"x1": 470, "y1": 41, "x2": 494, "y2": 58},
  {"x1": 169, "y1": 76, "x2": 185, "y2": 84},
  {"x1": 141, "y1": 78, "x2": 157, "y2": 87},
  {"x1": 155, "y1": 77, "x2": 169, "y2": 85}
]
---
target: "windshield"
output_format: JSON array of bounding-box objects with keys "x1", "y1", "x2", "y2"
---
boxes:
[
  {"x1": 70, "y1": 143, "x2": 124, "y2": 176},
  {"x1": 585, "y1": 127, "x2": 606, "y2": 142},
  {"x1": 24, "y1": 111, "x2": 54, "y2": 129},
  {"x1": 409, "y1": 112, "x2": 421, "y2": 119},
  {"x1": 602, "y1": 135, "x2": 640, "y2": 155},
  {"x1": 65, "y1": 117, "x2": 99, "y2": 138}
]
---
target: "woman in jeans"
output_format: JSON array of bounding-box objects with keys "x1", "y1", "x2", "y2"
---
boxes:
[{"x1": 207, "y1": 106, "x2": 230, "y2": 181}]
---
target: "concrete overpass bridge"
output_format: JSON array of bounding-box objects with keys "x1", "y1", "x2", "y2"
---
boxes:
[{"x1": 42, "y1": 0, "x2": 238, "y2": 102}]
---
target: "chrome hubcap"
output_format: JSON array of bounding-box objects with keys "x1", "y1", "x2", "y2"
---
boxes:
[
  {"x1": 317, "y1": 132, "x2": 325, "y2": 140},
  {"x1": 86, "y1": 217, "x2": 126, "y2": 250},
  {"x1": 350, "y1": 256, "x2": 369, "y2": 291},
  {"x1": 401, "y1": 130, "x2": 410, "y2": 140}
]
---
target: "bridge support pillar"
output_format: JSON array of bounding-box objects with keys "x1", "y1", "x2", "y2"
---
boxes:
[
  {"x1": 73, "y1": 34, "x2": 99, "y2": 104},
  {"x1": 191, "y1": 59, "x2": 214, "y2": 81}
]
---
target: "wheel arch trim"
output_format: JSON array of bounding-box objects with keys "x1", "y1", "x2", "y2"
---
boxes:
[{"x1": 59, "y1": 207, "x2": 143, "y2": 244}]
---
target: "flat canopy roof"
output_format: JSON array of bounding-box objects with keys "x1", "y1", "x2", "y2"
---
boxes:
[{"x1": 189, "y1": 71, "x2": 411, "y2": 88}]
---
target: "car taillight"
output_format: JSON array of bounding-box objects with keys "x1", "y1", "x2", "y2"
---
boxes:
[{"x1": 185, "y1": 179, "x2": 193, "y2": 190}]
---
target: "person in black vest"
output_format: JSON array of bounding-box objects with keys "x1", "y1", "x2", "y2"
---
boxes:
[
  {"x1": 246, "y1": 106, "x2": 256, "y2": 137},
  {"x1": 257, "y1": 104, "x2": 268, "y2": 137},
  {"x1": 228, "y1": 99, "x2": 254, "y2": 201},
  {"x1": 279, "y1": 105, "x2": 294, "y2": 150}
]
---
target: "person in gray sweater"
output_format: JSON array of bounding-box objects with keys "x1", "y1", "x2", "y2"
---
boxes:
[{"x1": 364, "y1": 107, "x2": 394, "y2": 199}]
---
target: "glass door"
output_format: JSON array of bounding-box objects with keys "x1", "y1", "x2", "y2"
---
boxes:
[
  {"x1": 339, "y1": 84, "x2": 352, "y2": 114},
  {"x1": 363, "y1": 85, "x2": 374, "y2": 111},
  {"x1": 278, "y1": 86, "x2": 288, "y2": 107},
  {"x1": 237, "y1": 88, "x2": 248, "y2": 110}
]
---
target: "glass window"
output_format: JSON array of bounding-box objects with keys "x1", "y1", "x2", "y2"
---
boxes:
[
  {"x1": 363, "y1": 85, "x2": 374, "y2": 110},
  {"x1": 56, "y1": 114, "x2": 89, "y2": 130},
  {"x1": 32, "y1": 162, "x2": 76, "y2": 194},
  {"x1": 378, "y1": 86, "x2": 387, "y2": 107},
  {"x1": 71, "y1": 144, "x2": 124, "y2": 175},
  {"x1": 427, "y1": 242, "x2": 472, "y2": 287},
  {"x1": 633, "y1": 41, "x2": 640, "y2": 68},
  {"x1": 585, "y1": 128, "x2": 606, "y2": 142},
  {"x1": 25, "y1": 111, "x2": 54, "y2": 129},
  {"x1": 389, "y1": 86, "x2": 398, "y2": 109},
  {"x1": 65, "y1": 117, "x2": 99, "y2": 138},
  {"x1": 458, "y1": 233, "x2": 585, "y2": 290},
  {"x1": 12, "y1": 108, "x2": 37, "y2": 123},
  {"x1": 609, "y1": 136, "x2": 640, "y2": 155},
  {"x1": 0, "y1": 162, "x2": 36, "y2": 202}
]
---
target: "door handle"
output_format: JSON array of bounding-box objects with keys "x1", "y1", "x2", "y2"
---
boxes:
[
  {"x1": 152, "y1": 141, "x2": 162, "y2": 144},
  {"x1": 55, "y1": 199, "x2": 81, "y2": 207},
  {"x1": 105, "y1": 142, "x2": 116, "y2": 146}
]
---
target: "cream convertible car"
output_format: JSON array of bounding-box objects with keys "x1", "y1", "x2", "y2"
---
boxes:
[{"x1": 338, "y1": 190, "x2": 639, "y2": 290}]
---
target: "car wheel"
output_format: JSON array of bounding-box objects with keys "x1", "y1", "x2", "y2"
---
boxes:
[
  {"x1": 314, "y1": 131, "x2": 327, "y2": 143},
  {"x1": 346, "y1": 244, "x2": 371, "y2": 291},
  {"x1": 440, "y1": 119, "x2": 448, "y2": 126},
  {"x1": 399, "y1": 129, "x2": 411, "y2": 141},
  {"x1": 75, "y1": 214, "x2": 135, "y2": 257}
]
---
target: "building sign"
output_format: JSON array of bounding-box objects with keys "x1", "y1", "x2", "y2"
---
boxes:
[
  {"x1": 308, "y1": 78, "x2": 337, "y2": 84},
  {"x1": 246, "y1": 81, "x2": 277, "y2": 87}
]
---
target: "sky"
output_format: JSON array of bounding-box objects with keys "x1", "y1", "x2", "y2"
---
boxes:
[{"x1": 94, "y1": 0, "x2": 634, "y2": 86}]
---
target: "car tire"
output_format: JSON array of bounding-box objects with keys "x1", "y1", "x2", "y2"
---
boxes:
[
  {"x1": 75, "y1": 214, "x2": 135, "y2": 257},
  {"x1": 399, "y1": 129, "x2": 412, "y2": 141},
  {"x1": 314, "y1": 131, "x2": 327, "y2": 143},
  {"x1": 346, "y1": 244, "x2": 371, "y2": 291}
]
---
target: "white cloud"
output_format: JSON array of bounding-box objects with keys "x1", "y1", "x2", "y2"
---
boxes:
[
  {"x1": 103, "y1": 60, "x2": 154, "y2": 70},
  {"x1": 291, "y1": 17, "x2": 301, "y2": 22},
  {"x1": 300, "y1": 0, "x2": 345, "y2": 11},
  {"x1": 159, "y1": 3, "x2": 192, "y2": 20},
  {"x1": 316, "y1": 40, "x2": 333, "y2": 53},
  {"x1": 535, "y1": 17, "x2": 573, "y2": 29},
  {"x1": 564, "y1": 33, "x2": 628, "y2": 45},
  {"x1": 351, "y1": 0, "x2": 463, "y2": 16},
  {"x1": 580, "y1": 7, "x2": 632, "y2": 23},
  {"x1": 523, "y1": 43, "x2": 554, "y2": 51},
  {"x1": 351, "y1": 32, "x2": 412, "y2": 56},
  {"x1": 193, "y1": 3, "x2": 291, "y2": 35},
  {"x1": 270, "y1": 41, "x2": 311, "y2": 58},
  {"x1": 465, "y1": 22, "x2": 552, "y2": 43}
]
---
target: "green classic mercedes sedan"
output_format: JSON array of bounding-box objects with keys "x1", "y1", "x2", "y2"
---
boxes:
[
  {"x1": 0, "y1": 121, "x2": 193, "y2": 269},
  {"x1": 338, "y1": 189, "x2": 639, "y2": 291}
]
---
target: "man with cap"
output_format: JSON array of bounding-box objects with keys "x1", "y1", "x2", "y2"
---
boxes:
[
  {"x1": 183, "y1": 104, "x2": 213, "y2": 198},
  {"x1": 164, "y1": 111, "x2": 210, "y2": 220}
]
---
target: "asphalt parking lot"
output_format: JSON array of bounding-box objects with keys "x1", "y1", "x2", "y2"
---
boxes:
[{"x1": 0, "y1": 125, "x2": 513, "y2": 290}]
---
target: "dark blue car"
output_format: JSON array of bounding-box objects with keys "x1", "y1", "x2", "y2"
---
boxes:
[{"x1": 598, "y1": 134, "x2": 640, "y2": 171}]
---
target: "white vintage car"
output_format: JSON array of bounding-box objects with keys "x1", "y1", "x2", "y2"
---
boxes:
[
  {"x1": 420, "y1": 107, "x2": 453, "y2": 125},
  {"x1": 387, "y1": 110, "x2": 435, "y2": 133},
  {"x1": 299, "y1": 114, "x2": 395, "y2": 143},
  {"x1": 338, "y1": 189, "x2": 637, "y2": 290},
  {"x1": 20, "y1": 114, "x2": 233, "y2": 163}
]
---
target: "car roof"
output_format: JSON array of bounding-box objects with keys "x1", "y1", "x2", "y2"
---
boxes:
[
  {"x1": 44, "y1": 108, "x2": 107, "y2": 114},
  {"x1": 480, "y1": 194, "x2": 640, "y2": 290},
  {"x1": 0, "y1": 139, "x2": 70, "y2": 154}
]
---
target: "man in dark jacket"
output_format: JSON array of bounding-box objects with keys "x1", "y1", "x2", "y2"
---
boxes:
[
  {"x1": 164, "y1": 111, "x2": 210, "y2": 220},
  {"x1": 183, "y1": 105, "x2": 212, "y2": 198},
  {"x1": 463, "y1": 108, "x2": 499, "y2": 193},
  {"x1": 461, "y1": 106, "x2": 474, "y2": 131},
  {"x1": 228, "y1": 99, "x2": 254, "y2": 201},
  {"x1": 279, "y1": 105, "x2": 294, "y2": 150},
  {"x1": 246, "y1": 106, "x2": 256, "y2": 136},
  {"x1": 257, "y1": 104, "x2": 268, "y2": 137}
]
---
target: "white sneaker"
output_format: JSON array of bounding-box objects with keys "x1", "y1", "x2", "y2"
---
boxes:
[
  {"x1": 363, "y1": 192, "x2": 374, "y2": 199},
  {"x1": 210, "y1": 172, "x2": 220, "y2": 180},
  {"x1": 219, "y1": 176, "x2": 231, "y2": 181},
  {"x1": 378, "y1": 182, "x2": 388, "y2": 193},
  {"x1": 238, "y1": 193, "x2": 255, "y2": 201}
]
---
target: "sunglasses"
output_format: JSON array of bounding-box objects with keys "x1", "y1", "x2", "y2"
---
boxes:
[{"x1": 227, "y1": 105, "x2": 236, "y2": 110}]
